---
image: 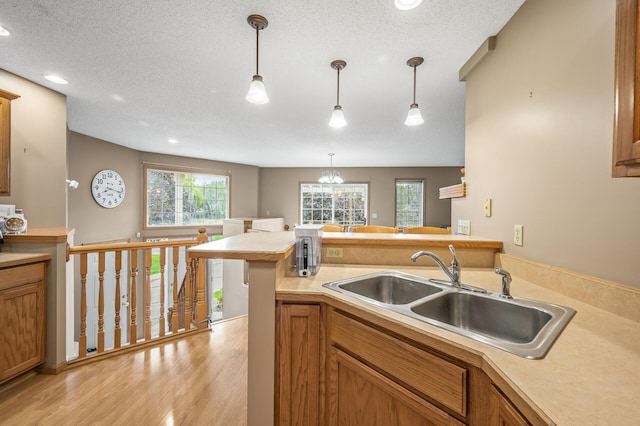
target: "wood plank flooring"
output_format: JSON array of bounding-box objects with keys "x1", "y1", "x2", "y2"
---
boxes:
[{"x1": 0, "y1": 316, "x2": 248, "y2": 426}]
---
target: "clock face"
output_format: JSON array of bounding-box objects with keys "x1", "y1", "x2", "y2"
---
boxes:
[{"x1": 91, "y1": 169, "x2": 126, "y2": 208}]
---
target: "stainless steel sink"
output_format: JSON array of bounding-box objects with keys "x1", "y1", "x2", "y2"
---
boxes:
[
  {"x1": 322, "y1": 271, "x2": 445, "y2": 305},
  {"x1": 408, "y1": 291, "x2": 574, "y2": 358},
  {"x1": 323, "y1": 271, "x2": 575, "y2": 359}
]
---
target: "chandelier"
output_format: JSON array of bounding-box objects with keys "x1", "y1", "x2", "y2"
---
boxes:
[{"x1": 318, "y1": 153, "x2": 344, "y2": 184}]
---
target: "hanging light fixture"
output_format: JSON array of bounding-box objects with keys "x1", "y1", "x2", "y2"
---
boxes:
[
  {"x1": 246, "y1": 14, "x2": 269, "y2": 104},
  {"x1": 404, "y1": 56, "x2": 425, "y2": 126},
  {"x1": 318, "y1": 153, "x2": 344, "y2": 184},
  {"x1": 328, "y1": 60, "x2": 347, "y2": 128}
]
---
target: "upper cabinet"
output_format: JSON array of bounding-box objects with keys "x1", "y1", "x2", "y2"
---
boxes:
[
  {"x1": 0, "y1": 89, "x2": 20, "y2": 195},
  {"x1": 613, "y1": 0, "x2": 640, "y2": 177}
]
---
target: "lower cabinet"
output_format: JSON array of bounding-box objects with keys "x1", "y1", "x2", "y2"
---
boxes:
[
  {"x1": 328, "y1": 347, "x2": 463, "y2": 426},
  {"x1": 0, "y1": 261, "x2": 47, "y2": 384},
  {"x1": 489, "y1": 385, "x2": 531, "y2": 426},
  {"x1": 277, "y1": 303, "x2": 322, "y2": 425},
  {"x1": 277, "y1": 302, "x2": 544, "y2": 426}
]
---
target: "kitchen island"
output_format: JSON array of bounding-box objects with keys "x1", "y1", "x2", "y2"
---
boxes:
[{"x1": 188, "y1": 230, "x2": 640, "y2": 425}]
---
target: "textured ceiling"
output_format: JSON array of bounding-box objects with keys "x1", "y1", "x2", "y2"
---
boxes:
[{"x1": 0, "y1": 0, "x2": 525, "y2": 167}]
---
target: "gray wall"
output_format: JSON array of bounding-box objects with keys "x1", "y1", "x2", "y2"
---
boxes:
[
  {"x1": 68, "y1": 131, "x2": 260, "y2": 246},
  {"x1": 0, "y1": 70, "x2": 68, "y2": 228},
  {"x1": 454, "y1": 0, "x2": 640, "y2": 288},
  {"x1": 259, "y1": 167, "x2": 461, "y2": 229}
]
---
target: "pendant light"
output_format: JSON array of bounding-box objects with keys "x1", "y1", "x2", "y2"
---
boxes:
[
  {"x1": 329, "y1": 60, "x2": 347, "y2": 128},
  {"x1": 404, "y1": 56, "x2": 425, "y2": 126},
  {"x1": 318, "y1": 153, "x2": 344, "y2": 184},
  {"x1": 246, "y1": 15, "x2": 269, "y2": 104}
]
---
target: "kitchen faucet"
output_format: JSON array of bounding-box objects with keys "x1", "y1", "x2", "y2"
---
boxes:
[
  {"x1": 411, "y1": 244, "x2": 487, "y2": 293},
  {"x1": 411, "y1": 244, "x2": 460, "y2": 285}
]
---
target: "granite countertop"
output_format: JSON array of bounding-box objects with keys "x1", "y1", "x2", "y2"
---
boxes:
[{"x1": 277, "y1": 265, "x2": 640, "y2": 425}]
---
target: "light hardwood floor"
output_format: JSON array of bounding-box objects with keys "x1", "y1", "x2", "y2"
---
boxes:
[{"x1": 0, "y1": 316, "x2": 248, "y2": 426}]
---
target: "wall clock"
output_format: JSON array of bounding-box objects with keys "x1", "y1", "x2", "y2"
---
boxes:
[{"x1": 91, "y1": 169, "x2": 126, "y2": 208}]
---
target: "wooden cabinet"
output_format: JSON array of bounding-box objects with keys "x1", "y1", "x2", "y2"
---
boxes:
[
  {"x1": 329, "y1": 347, "x2": 463, "y2": 426},
  {"x1": 277, "y1": 303, "x2": 321, "y2": 425},
  {"x1": 613, "y1": 0, "x2": 640, "y2": 177},
  {"x1": 276, "y1": 302, "x2": 545, "y2": 426},
  {"x1": 327, "y1": 309, "x2": 467, "y2": 425},
  {"x1": 489, "y1": 385, "x2": 530, "y2": 426},
  {"x1": 0, "y1": 260, "x2": 47, "y2": 384},
  {"x1": 0, "y1": 89, "x2": 20, "y2": 195}
]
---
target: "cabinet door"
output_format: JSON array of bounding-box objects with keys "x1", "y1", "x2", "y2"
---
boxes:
[
  {"x1": 327, "y1": 347, "x2": 463, "y2": 426},
  {"x1": 277, "y1": 304, "x2": 321, "y2": 426},
  {"x1": 613, "y1": 0, "x2": 640, "y2": 177},
  {"x1": 489, "y1": 385, "x2": 530, "y2": 426},
  {"x1": 0, "y1": 281, "x2": 46, "y2": 383}
]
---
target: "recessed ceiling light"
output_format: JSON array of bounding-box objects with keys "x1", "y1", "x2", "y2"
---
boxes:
[
  {"x1": 0, "y1": 25, "x2": 10, "y2": 36},
  {"x1": 394, "y1": 0, "x2": 423, "y2": 10},
  {"x1": 44, "y1": 74, "x2": 69, "y2": 84},
  {"x1": 168, "y1": 138, "x2": 179, "y2": 144}
]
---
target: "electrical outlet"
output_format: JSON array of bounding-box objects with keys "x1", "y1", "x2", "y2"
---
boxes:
[
  {"x1": 484, "y1": 199, "x2": 492, "y2": 217},
  {"x1": 457, "y1": 219, "x2": 471, "y2": 235},
  {"x1": 326, "y1": 247, "x2": 343, "y2": 258},
  {"x1": 514, "y1": 225, "x2": 524, "y2": 246}
]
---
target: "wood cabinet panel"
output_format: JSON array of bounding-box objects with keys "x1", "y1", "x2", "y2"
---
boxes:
[
  {"x1": 489, "y1": 385, "x2": 530, "y2": 426},
  {"x1": 0, "y1": 89, "x2": 20, "y2": 195},
  {"x1": 613, "y1": 0, "x2": 640, "y2": 177},
  {"x1": 329, "y1": 309, "x2": 467, "y2": 416},
  {"x1": 0, "y1": 261, "x2": 46, "y2": 384},
  {"x1": 277, "y1": 303, "x2": 321, "y2": 426},
  {"x1": 329, "y1": 347, "x2": 463, "y2": 426}
]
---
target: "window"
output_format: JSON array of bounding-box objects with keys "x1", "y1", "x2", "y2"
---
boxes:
[
  {"x1": 395, "y1": 179, "x2": 424, "y2": 227},
  {"x1": 300, "y1": 183, "x2": 368, "y2": 225},
  {"x1": 144, "y1": 165, "x2": 229, "y2": 228}
]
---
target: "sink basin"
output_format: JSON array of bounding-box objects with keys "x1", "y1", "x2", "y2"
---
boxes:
[
  {"x1": 322, "y1": 271, "x2": 444, "y2": 305},
  {"x1": 323, "y1": 271, "x2": 575, "y2": 359},
  {"x1": 409, "y1": 291, "x2": 575, "y2": 359}
]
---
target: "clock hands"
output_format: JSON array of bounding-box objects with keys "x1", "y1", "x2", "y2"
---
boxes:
[{"x1": 103, "y1": 186, "x2": 124, "y2": 194}]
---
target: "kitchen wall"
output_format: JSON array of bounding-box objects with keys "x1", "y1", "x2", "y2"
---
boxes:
[
  {"x1": 0, "y1": 70, "x2": 67, "y2": 227},
  {"x1": 68, "y1": 131, "x2": 260, "y2": 246},
  {"x1": 259, "y1": 167, "x2": 461, "y2": 229},
  {"x1": 454, "y1": 0, "x2": 640, "y2": 288}
]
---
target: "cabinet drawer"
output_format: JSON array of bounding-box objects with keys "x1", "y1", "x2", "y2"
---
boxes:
[
  {"x1": 0, "y1": 263, "x2": 46, "y2": 291},
  {"x1": 329, "y1": 309, "x2": 467, "y2": 416}
]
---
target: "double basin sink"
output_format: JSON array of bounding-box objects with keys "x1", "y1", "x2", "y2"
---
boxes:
[{"x1": 323, "y1": 270, "x2": 575, "y2": 359}]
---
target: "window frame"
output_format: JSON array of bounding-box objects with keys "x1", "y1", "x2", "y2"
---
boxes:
[
  {"x1": 143, "y1": 164, "x2": 231, "y2": 230},
  {"x1": 394, "y1": 178, "x2": 425, "y2": 228},
  {"x1": 299, "y1": 182, "x2": 370, "y2": 226}
]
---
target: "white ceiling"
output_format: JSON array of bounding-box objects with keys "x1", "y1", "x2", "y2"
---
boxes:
[{"x1": 0, "y1": 0, "x2": 525, "y2": 168}]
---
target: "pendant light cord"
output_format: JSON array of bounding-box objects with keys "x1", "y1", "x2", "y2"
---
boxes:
[
  {"x1": 336, "y1": 67, "x2": 341, "y2": 106},
  {"x1": 255, "y1": 27, "x2": 260, "y2": 75},
  {"x1": 412, "y1": 65, "x2": 417, "y2": 105}
]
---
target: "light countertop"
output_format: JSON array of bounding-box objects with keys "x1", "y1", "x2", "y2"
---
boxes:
[{"x1": 277, "y1": 265, "x2": 640, "y2": 425}]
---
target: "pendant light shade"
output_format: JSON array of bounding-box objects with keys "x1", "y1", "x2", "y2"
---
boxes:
[
  {"x1": 318, "y1": 153, "x2": 344, "y2": 184},
  {"x1": 329, "y1": 60, "x2": 347, "y2": 128},
  {"x1": 246, "y1": 15, "x2": 269, "y2": 104},
  {"x1": 405, "y1": 104, "x2": 424, "y2": 126},
  {"x1": 246, "y1": 75, "x2": 269, "y2": 104},
  {"x1": 405, "y1": 56, "x2": 424, "y2": 126}
]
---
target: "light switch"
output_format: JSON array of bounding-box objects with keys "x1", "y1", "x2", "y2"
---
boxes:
[{"x1": 484, "y1": 199, "x2": 492, "y2": 217}]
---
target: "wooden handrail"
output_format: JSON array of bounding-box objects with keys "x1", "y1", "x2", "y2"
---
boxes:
[{"x1": 68, "y1": 228, "x2": 210, "y2": 364}]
